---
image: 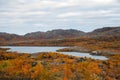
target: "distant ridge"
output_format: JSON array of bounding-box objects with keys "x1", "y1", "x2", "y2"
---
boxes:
[
  {"x1": 0, "y1": 29, "x2": 85, "y2": 42},
  {"x1": 0, "y1": 27, "x2": 120, "y2": 42},
  {"x1": 87, "y1": 27, "x2": 120, "y2": 37},
  {"x1": 0, "y1": 32, "x2": 25, "y2": 42},
  {"x1": 24, "y1": 29, "x2": 85, "y2": 39}
]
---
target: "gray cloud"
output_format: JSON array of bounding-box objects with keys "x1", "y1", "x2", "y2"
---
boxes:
[{"x1": 0, "y1": 0, "x2": 120, "y2": 34}]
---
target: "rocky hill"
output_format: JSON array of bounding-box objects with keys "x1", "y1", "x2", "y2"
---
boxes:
[
  {"x1": 0, "y1": 27, "x2": 120, "y2": 43},
  {"x1": 24, "y1": 29, "x2": 85, "y2": 39},
  {"x1": 0, "y1": 29, "x2": 85, "y2": 42},
  {"x1": 0, "y1": 32, "x2": 25, "y2": 42},
  {"x1": 88, "y1": 27, "x2": 120, "y2": 37}
]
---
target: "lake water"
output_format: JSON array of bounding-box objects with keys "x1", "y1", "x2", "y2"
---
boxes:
[{"x1": 1, "y1": 46, "x2": 107, "y2": 60}]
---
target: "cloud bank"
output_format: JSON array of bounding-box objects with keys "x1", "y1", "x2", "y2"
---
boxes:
[{"x1": 0, "y1": 0, "x2": 120, "y2": 34}]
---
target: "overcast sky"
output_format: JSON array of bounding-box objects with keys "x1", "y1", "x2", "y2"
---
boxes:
[{"x1": 0, "y1": 0, "x2": 120, "y2": 34}]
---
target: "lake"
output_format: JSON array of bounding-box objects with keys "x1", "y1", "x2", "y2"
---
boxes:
[{"x1": 1, "y1": 46, "x2": 107, "y2": 60}]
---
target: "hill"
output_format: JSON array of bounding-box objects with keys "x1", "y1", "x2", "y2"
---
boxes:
[
  {"x1": 0, "y1": 27, "x2": 120, "y2": 46},
  {"x1": 24, "y1": 29, "x2": 85, "y2": 39},
  {"x1": 87, "y1": 27, "x2": 120, "y2": 37},
  {"x1": 0, "y1": 29, "x2": 85, "y2": 42},
  {"x1": 0, "y1": 32, "x2": 25, "y2": 42}
]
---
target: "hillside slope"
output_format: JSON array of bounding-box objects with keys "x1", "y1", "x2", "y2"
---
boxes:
[
  {"x1": 87, "y1": 27, "x2": 120, "y2": 37},
  {"x1": 24, "y1": 29, "x2": 85, "y2": 39}
]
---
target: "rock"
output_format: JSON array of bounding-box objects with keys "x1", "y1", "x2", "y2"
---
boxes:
[
  {"x1": 91, "y1": 50, "x2": 102, "y2": 55},
  {"x1": 92, "y1": 51, "x2": 98, "y2": 54},
  {"x1": 76, "y1": 58, "x2": 86, "y2": 62},
  {"x1": 31, "y1": 62, "x2": 37, "y2": 67},
  {"x1": 98, "y1": 64, "x2": 103, "y2": 69}
]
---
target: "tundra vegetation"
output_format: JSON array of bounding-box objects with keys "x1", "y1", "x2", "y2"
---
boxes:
[{"x1": 0, "y1": 46, "x2": 120, "y2": 80}]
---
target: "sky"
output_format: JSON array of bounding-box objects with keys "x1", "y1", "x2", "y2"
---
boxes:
[{"x1": 0, "y1": 0, "x2": 120, "y2": 35}]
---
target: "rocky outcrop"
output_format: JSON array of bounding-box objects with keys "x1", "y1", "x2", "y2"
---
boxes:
[{"x1": 91, "y1": 50, "x2": 120, "y2": 55}]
